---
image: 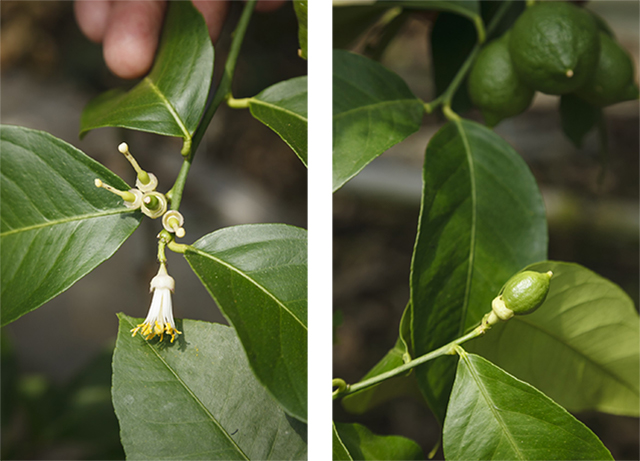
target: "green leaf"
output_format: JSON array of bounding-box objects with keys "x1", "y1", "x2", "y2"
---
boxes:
[
  {"x1": 333, "y1": 50, "x2": 424, "y2": 192},
  {"x1": 469, "y1": 261, "x2": 640, "y2": 417},
  {"x1": 559, "y1": 94, "x2": 602, "y2": 148},
  {"x1": 342, "y1": 303, "x2": 422, "y2": 414},
  {"x1": 113, "y1": 315, "x2": 307, "y2": 460},
  {"x1": 293, "y1": 1, "x2": 307, "y2": 60},
  {"x1": 80, "y1": 1, "x2": 213, "y2": 146},
  {"x1": 334, "y1": 422, "x2": 424, "y2": 461},
  {"x1": 333, "y1": 422, "x2": 354, "y2": 461},
  {"x1": 443, "y1": 351, "x2": 613, "y2": 460},
  {"x1": 0, "y1": 125, "x2": 141, "y2": 326},
  {"x1": 249, "y1": 76, "x2": 308, "y2": 166},
  {"x1": 185, "y1": 224, "x2": 307, "y2": 422},
  {"x1": 410, "y1": 119, "x2": 547, "y2": 423}
]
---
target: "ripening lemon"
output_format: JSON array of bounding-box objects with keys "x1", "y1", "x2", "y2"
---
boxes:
[
  {"x1": 468, "y1": 32, "x2": 535, "y2": 127},
  {"x1": 575, "y1": 32, "x2": 640, "y2": 107},
  {"x1": 509, "y1": 1, "x2": 600, "y2": 95}
]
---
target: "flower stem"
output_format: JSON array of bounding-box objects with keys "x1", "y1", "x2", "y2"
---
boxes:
[
  {"x1": 167, "y1": 0, "x2": 257, "y2": 211},
  {"x1": 333, "y1": 323, "x2": 488, "y2": 400},
  {"x1": 227, "y1": 96, "x2": 252, "y2": 109}
]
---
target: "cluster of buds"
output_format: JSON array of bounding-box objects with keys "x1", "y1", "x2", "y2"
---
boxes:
[
  {"x1": 94, "y1": 143, "x2": 185, "y2": 238},
  {"x1": 95, "y1": 143, "x2": 189, "y2": 343}
]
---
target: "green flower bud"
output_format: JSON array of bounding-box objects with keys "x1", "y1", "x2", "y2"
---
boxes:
[{"x1": 484, "y1": 270, "x2": 553, "y2": 326}]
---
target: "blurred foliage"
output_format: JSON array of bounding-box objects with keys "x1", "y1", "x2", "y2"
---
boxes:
[{"x1": 1, "y1": 333, "x2": 124, "y2": 460}]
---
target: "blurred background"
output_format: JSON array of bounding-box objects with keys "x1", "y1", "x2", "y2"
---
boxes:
[
  {"x1": 333, "y1": 1, "x2": 639, "y2": 460},
  {"x1": 0, "y1": 1, "x2": 306, "y2": 459}
]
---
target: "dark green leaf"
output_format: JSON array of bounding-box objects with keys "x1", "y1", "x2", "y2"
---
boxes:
[
  {"x1": 249, "y1": 77, "x2": 307, "y2": 166},
  {"x1": 469, "y1": 261, "x2": 640, "y2": 417},
  {"x1": 293, "y1": 1, "x2": 307, "y2": 60},
  {"x1": 185, "y1": 224, "x2": 307, "y2": 422},
  {"x1": 333, "y1": 50, "x2": 424, "y2": 191},
  {"x1": 443, "y1": 351, "x2": 613, "y2": 460},
  {"x1": 430, "y1": 13, "x2": 477, "y2": 114},
  {"x1": 80, "y1": 2, "x2": 213, "y2": 145},
  {"x1": 113, "y1": 315, "x2": 307, "y2": 460},
  {"x1": 410, "y1": 120, "x2": 547, "y2": 423},
  {"x1": 334, "y1": 422, "x2": 424, "y2": 460},
  {"x1": 0, "y1": 125, "x2": 141, "y2": 326},
  {"x1": 559, "y1": 94, "x2": 602, "y2": 148},
  {"x1": 333, "y1": 422, "x2": 354, "y2": 461}
]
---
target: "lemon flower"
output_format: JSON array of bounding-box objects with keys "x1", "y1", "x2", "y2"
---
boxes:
[{"x1": 131, "y1": 263, "x2": 181, "y2": 342}]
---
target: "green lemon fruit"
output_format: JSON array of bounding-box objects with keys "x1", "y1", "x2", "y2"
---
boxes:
[
  {"x1": 501, "y1": 270, "x2": 552, "y2": 315},
  {"x1": 509, "y1": 1, "x2": 600, "y2": 95},
  {"x1": 468, "y1": 32, "x2": 535, "y2": 127},
  {"x1": 575, "y1": 32, "x2": 640, "y2": 107}
]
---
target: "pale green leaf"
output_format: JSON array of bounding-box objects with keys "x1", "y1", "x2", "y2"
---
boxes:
[
  {"x1": 334, "y1": 422, "x2": 424, "y2": 460},
  {"x1": 469, "y1": 261, "x2": 640, "y2": 416}
]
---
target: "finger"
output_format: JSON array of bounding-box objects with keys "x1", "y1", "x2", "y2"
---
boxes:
[
  {"x1": 102, "y1": 1, "x2": 167, "y2": 79},
  {"x1": 74, "y1": 0, "x2": 112, "y2": 43},
  {"x1": 191, "y1": 0, "x2": 230, "y2": 44},
  {"x1": 255, "y1": 0, "x2": 287, "y2": 13}
]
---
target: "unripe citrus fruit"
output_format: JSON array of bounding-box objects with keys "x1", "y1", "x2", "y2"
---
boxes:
[
  {"x1": 502, "y1": 270, "x2": 553, "y2": 315},
  {"x1": 509, "y1": 1, "x2": 600, "y2": 95},
  {"x1": 575, "y1": 32, "x2": 639, "y2": 107},
  {"x1": 468, "y1": 32, "x2": 535, "y2": 127}
]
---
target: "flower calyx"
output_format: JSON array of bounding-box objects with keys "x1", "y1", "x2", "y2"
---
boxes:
[
  {"x1": 483, "y1": 270, "x2": 553, "y2": 327},
  {"x1": 162, "y1": 210, "x2": 186, "y2": 238},
  {"x1": 131, "y1": 262, "x2": 182, "y2": 343}
]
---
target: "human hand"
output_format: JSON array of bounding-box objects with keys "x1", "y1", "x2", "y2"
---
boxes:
[{"x1": 74, "y1": 0, "x2": 285, "y2": 79}]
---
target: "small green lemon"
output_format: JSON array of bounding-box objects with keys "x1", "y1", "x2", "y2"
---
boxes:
[
  {"x1": 502, "y1": 270, "x2": 553, "y2": 315},
  {"x1": 575, "y1": 32, "x2": 640, "y2": 107},
  {"x1": 468, "y1": 32, "x2": 535, "y2": 127},
  {"x1": 509, "y1": 1, "x2": 600, "y2": 95}
]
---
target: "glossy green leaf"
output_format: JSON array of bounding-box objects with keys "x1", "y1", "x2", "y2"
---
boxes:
[
  {"x1": 293, "y1": 1, "x2": 307, "y2": 60},
  {"x1": 80, "y1": 1, "x2": 213, "y2": 145},
  {"x1": 443, "y1": 351, "x2": 613, "y2": 460},
  {"x1": 469, "y1": 261, "x2": 640, "y2": 416},
  {"x1": 410, "y1": 119, "x2": 547, "y2": 423},
  {"x1": 113, "y1": 315, "x2": 307, "y2": 460},
  {"x1": 249, "y1": 76, "x2": 308, "y2": 166},
  {"x1": 559, "y1": 94, "x2": 602, "y2": 148},
  {"x1": 333, "y1": 422, "x2": 354, "y2": 461},
  {"x1": 0, "y1": 125, "x2": 141, "y2": 326},
  {"x1": 334, "y1": 422, "x2": 424, "y2": 461},
  {"x1": 333, "y1": 50, "x2": 424, "y2": 192},
  {"x1": 342, "y1": 303, "x2": 422, "y2": 414},
  {"x1": 185, "y1": 224, "x2": 307, "y2": 422}
]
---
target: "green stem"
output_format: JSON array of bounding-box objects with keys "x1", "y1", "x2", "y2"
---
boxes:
[
  {"x1": 333, "y1": 323, "x2": 488, "y2": 400},
  {"x1": 227, "y1": 96, "x2": 252, "y2": 109},
  {"x1": 167, "y1": 0, "x2": 257, "y2": 211},
  {"x1": 424, "y1": 0, "x2": 513, "y2": 113}
]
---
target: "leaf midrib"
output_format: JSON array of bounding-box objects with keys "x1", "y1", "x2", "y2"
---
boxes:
[
  {"x1": 144, "y1": 77, "x2": 191, "y2": 140},
  {"x1": 0, "y1": 208, "x2": 134, "y2": 237},
  {"x1": 250, "y1": 98, "x2": 308, "y2": 122},
  {"x1": 120, "y1": 316, "x2": 249, "y2": 460},
  {"x1": 462, "y1": 352, "x2": 525, "y2": 460},
  {"x1": 188, "y1": 247, "x2": 307, "y2": 330}
]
